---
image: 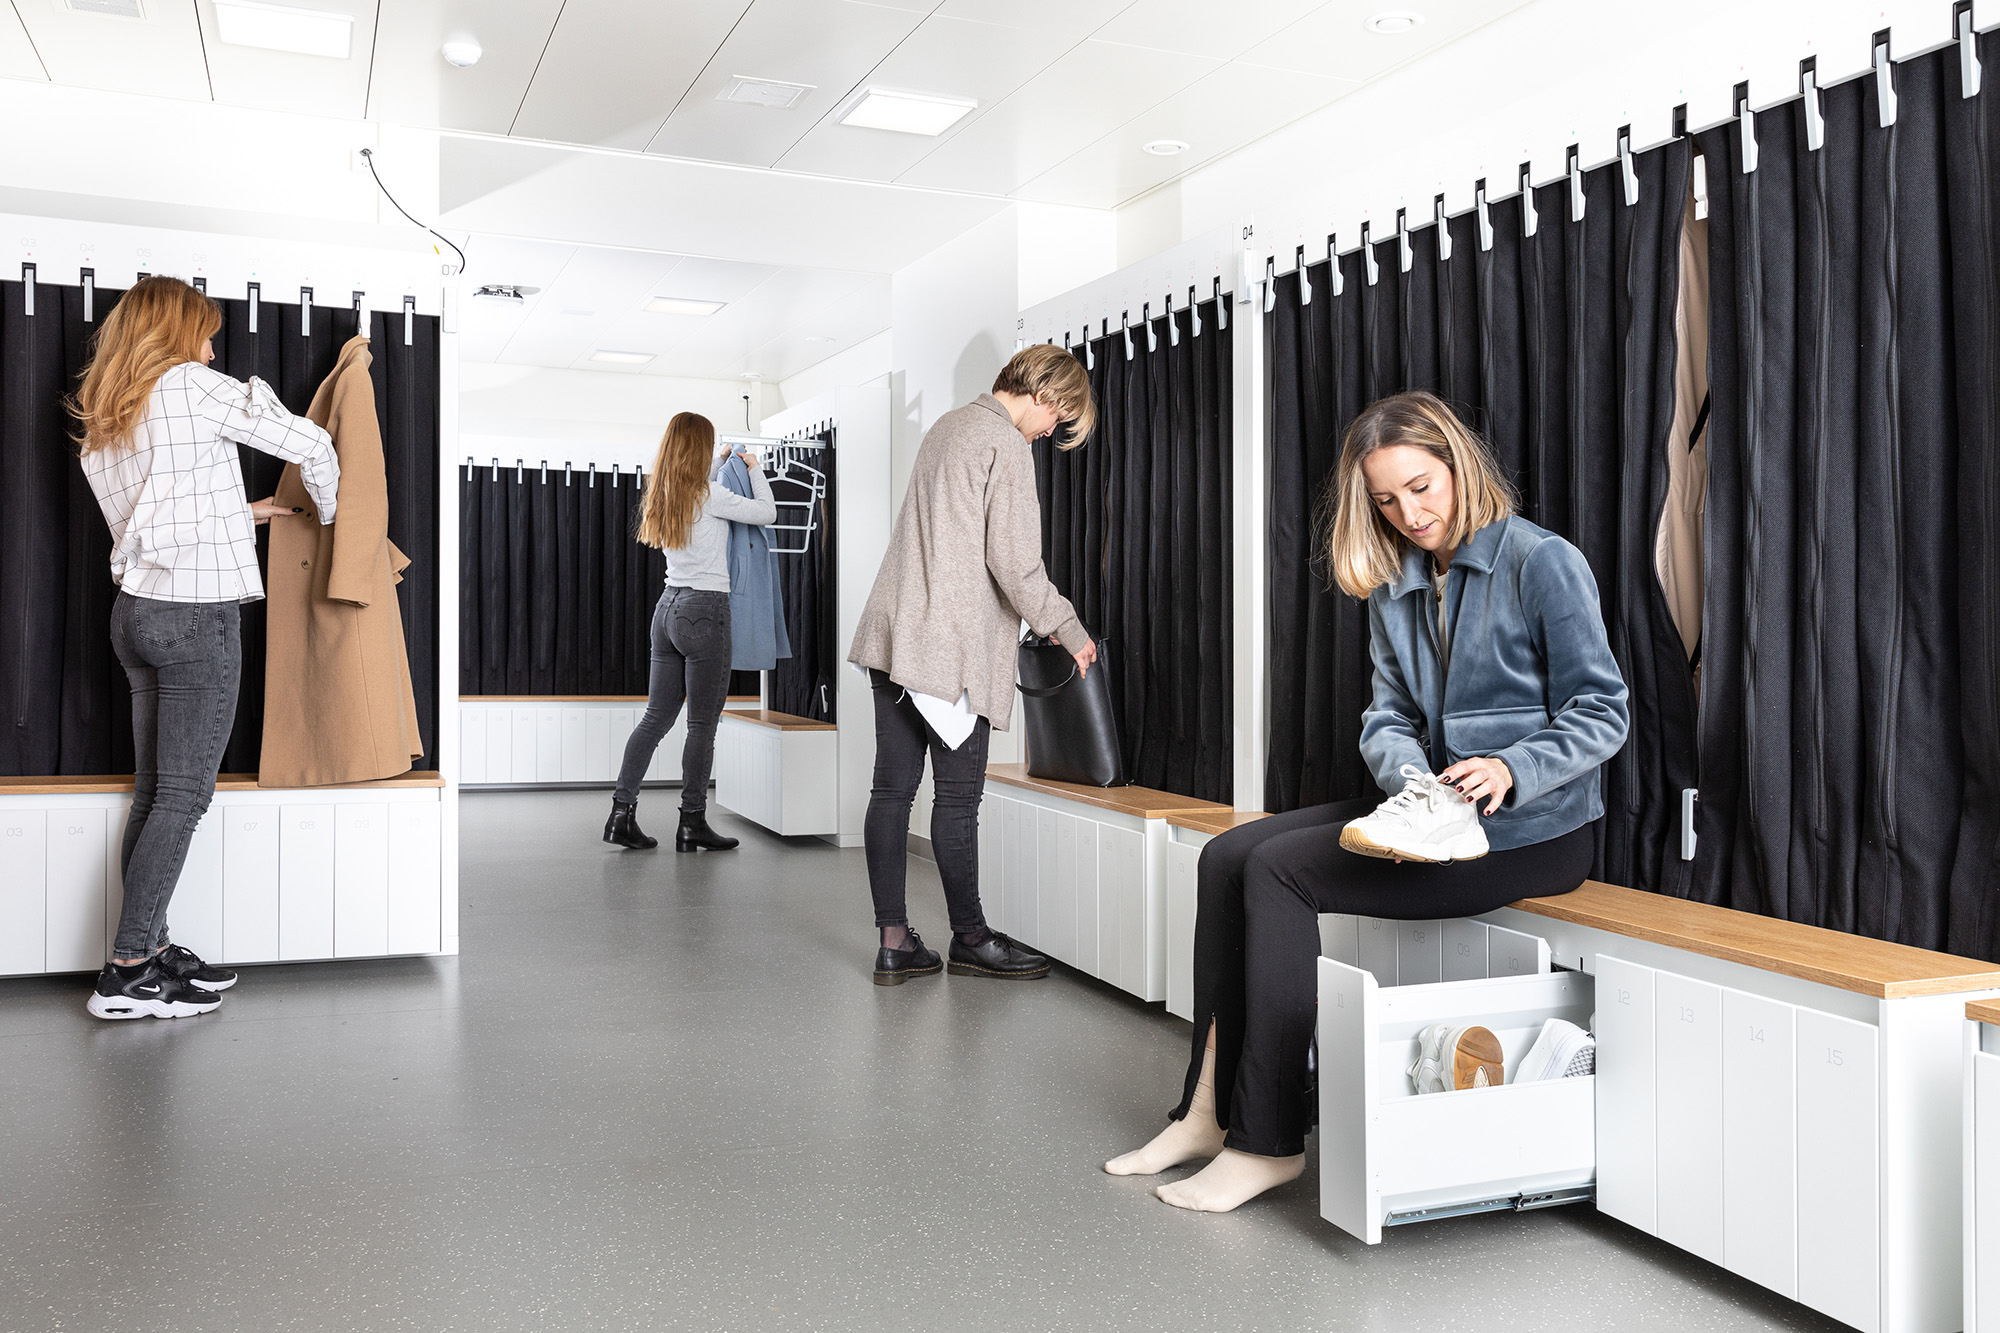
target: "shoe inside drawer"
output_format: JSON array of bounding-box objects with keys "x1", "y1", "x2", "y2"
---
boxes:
[{"x1": 1318, "y1": 957, "x2": 1597, "y2": 1244}]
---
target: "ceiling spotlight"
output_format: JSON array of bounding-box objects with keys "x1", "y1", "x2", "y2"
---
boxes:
[
  {"x1": 645, "y1": 297, "x2": 727, "y2": 317},
  {"x1": 213, "y1": 0, "x2": 354, "y2": 58},
  {"x1": 838, "y1": 87, "x2": 978, "y2": 137},
  {"x1": 441, "y1": 38, "x2": 483, "y2": 67},
  {"x1": 590, "y1": 350, "x2": 654, "y2": 366},
  {"x1": 1364, "y1": 11, "x2": 1424, "y2": 34},
  {"x1": 1142, "y1": 139, "x2": 1189, "y2": 157},
  {"x1": 473, "y1": 283, "x2": 538, "y2": 302}
]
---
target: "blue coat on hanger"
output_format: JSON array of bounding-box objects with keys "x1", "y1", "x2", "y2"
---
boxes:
[{"x1": 717, "y1": 453, "x2": 791, "y2": 671}]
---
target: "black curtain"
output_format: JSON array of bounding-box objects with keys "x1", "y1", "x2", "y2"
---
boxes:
[
  {"x1": 1264, "y1": 147, "x2": 1696, "y2": 899},
  {"x1": 1032, "y1": 298, "x2": 1233, "y2": 804},
  {"x1": 458, "y1": 462, "x2": 666, "y2": 695},
  {"x1": 767, "y1": 430, "x2": 837, "y2": 722},
  {"x1": 1696, "y1": 35, "x2": 2000, "y2": 956},
  {"x1": 0, "y1": 280, "x2": 440, "y2": 778}
]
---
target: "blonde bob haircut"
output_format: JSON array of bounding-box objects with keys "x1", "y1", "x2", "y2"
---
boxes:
[
  {"x1": 991, "y1": 343, "x2": 1095, "y2": 449},
  {"x1": 637, "y1": 411, "x2": 718, "y2": 552},
  {"x1": 1323, "y1": 390, "x2": 1516, "y2": 599},
  {"x1": 72, "y1": 275, "x2": 224, "y2": 454}
]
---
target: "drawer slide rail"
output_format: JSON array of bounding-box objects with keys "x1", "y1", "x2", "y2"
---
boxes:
[{"x1": 1384, "y1": 1184, "x2": 1596, "y2": 1228}]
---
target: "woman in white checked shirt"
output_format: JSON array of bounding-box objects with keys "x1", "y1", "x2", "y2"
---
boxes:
[{"x1": 72, "y1": 276, "x2": 341, "y2": 1021}]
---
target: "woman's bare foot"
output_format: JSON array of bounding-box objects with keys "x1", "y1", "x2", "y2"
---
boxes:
[
  {"x1": 1153, "y1": 1148, "x2": 1305, "y2": 1212},
  {"x1": 1106, "y1": 1026, "x2": 1225, "y2": 1176}
]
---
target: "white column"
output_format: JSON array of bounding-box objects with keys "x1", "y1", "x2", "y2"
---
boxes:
[{"x1": 1231, "y1": 226, "x2": 1268, "y2": 813}]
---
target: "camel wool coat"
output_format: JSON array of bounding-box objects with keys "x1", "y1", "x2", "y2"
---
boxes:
[{"x1": 258, "y1": 335, "x2": 423, "y2": 787}]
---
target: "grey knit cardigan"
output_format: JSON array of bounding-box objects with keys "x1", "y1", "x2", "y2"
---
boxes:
[{"x1": 848, "y1": 395, "x2": 1082, "y2": 732}]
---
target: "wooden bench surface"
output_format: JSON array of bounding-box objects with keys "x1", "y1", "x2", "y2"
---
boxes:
[
  {"x1": 1969, "y1": 999, "x2": 2000, "y2": 1027},
  {"x1": 718, "y1": 710, "x2": 836, "y2": 733},
  {"x1": 0, "y1": 772, "x2": 447, "y2": 796},
  {"x1": 983, "y1": 763, "x2": 1229, "y2": 821},
  {"x1": 1510, "y1": 880, "x2": 2000, "y2": 999},
  {"x1": 1166, "y1": 809, "x2": 1274, "y2": 837}
]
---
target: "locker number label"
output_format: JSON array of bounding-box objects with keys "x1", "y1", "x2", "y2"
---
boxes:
[
  {"x1": 1616, "y1": 987, "x2": 1632, "y2": 1005},
  {"x1": 1747, "y1": 1026, "x2": 1765, "y2": 1043},
  {"x1": 1825, "y1": 1047, "x2": 1845, "y2": 1067},
  {"x1": 1679, "y1": 1006, "x2": 1696, "y2": 1024}
]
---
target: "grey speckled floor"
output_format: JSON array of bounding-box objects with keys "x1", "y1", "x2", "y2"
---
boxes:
[{"x1": 0, "y1": 790, "x2": 1847, "y2": 1333}]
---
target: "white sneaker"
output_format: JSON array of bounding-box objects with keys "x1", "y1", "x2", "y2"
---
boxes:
[
  {"x1": 1408, "y1": 1023, "x2": 1505, "y2": 1094},
  {"x1": 1339, "y1": 764, "x2": 1490, "y2": 863},
  {"x1": 1512, "y1": 1018, "x2": 1596, "y2": 1082}
]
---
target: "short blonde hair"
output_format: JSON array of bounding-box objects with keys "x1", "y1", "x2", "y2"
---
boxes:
[
  {"x1": 1322, "y1": 391, "x2": 1516, "y2": 598},
  {"x1": 992, "y1": 343, "x2": 1095, "y2": 449}
]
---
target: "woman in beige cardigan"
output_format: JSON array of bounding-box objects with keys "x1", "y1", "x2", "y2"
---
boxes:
[{"x1": 849, "y1": 345, "x2": 1098, "y2": 986}]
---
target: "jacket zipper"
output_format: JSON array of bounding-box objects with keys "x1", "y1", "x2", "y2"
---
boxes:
[{"x1": 1422, "y1": 566, "x2": 1452, "y2": 764}]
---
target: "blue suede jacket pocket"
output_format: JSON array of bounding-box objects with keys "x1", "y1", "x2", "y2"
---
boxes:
[{"x1": 1442, "y1": 705, "x2": 1550, "y2": 765}]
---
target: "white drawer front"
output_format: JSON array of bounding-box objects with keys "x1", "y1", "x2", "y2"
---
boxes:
[
  {"x1": 169, "y1": 812, "x2": 225, "y2": 964},
  {"x1": 222, "y1": 806, "x2": 281, "y2": 963},
  {"x1": 1722, "y1": 988, "x2": 1797, "y2": 1299},
  {"x1": 0, "y1": 809, "x2": 48, "y2": 974},
  {"x1": 333, "y1": 804, "x2": 391, "y2": 958},
  {"x1": 1795, "y1": 1007, "x2": 1880, "y2": 1333},
  {"x1": 277, "y1": 805, "x2": 336, "y2": 960},
  {"x1": 46, "y1": 808, "x2": 107, "y2": 974},
  {"x1": 1976, "y1": 1050, "x2": 2000, "y2": 1333},
  {"x1": 1595, "y1": 954, "x2": 1658, "y2": 1235},
  {"x1": 1655, "y1": 971, "x2": 1725, "y2": 1264}
]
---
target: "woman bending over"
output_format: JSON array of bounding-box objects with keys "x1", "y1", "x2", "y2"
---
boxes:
[{"x1": 1107, "y1": 391, "x2": 1629, "y2": 1212}]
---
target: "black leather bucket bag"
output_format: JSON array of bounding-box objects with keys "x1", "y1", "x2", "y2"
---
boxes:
[{"x1": 1016, "y1": 630, "x2": 1127, "y2": 787}]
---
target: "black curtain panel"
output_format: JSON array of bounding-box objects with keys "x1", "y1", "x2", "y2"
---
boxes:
[
  {"x1": 1697, "y1": 35, "x2": 2000, "y2": 957},
  {"x1": 1032, "y1": 298, "x2": 1233, "y2": 804},
  {"x1": 0, "y1": 280, "x2": 440, "y2": 778},
  {"x1": 767, "y1": 430, "x2": 837, "y2": 722}
]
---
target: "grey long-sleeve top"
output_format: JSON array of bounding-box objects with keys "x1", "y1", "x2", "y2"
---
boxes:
[{"x1": 664, "y1": 461, "x2": 775, "y2": 592}]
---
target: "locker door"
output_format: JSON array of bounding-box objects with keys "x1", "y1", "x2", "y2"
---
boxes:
[
  {"x1": 559, "y1": 709, "x2": 588, "y2": 781},
  {"x1": 1042, "y1": 811, "x2": 1078, "y2": 967},
  {"x1": 486, "y1": 709, "x2": 513, "y2": 783},
  {"x1": 333, "y1": 804, "x2": 391, "y2": 958},
  {"x1": 0, "y1": 809, "x2": 49, "y2": 974},
  {"x1": 46, "y1": 808, "x2": 107, "y2": 974},
  {"x1": 1655, "y1": 971, "x2": 1725, "y2": 1263},
  {"x1": 1595, "y1": 955, "x2": 1658, "y2": 1234},
  {"x1": 534, "y1": 709, "x2": 561, "y2": 783},
  {"x1": 585, "y1": 709, "x2": 612, "y2": 782},
  {"x1": 1721, "y1": 989, "x2": 1797, "y2": 1299},
  {"x1": 460, "y1": 708, "x2": 489, "y2": 783},
  {"x1": 1163, "y1": 837, "x2": 1198, "y2": 1021},
  {"x1": 1072, "y1": 816, "x2": 1100, "y2": 977},
  {"x1": 1795, "y1": 1008, "x2": 1880, "y2": 1333},
  {"x1": 1975, "y1": 1051, "x2": 2000, "y2": 1333},
  {"x1": 168, "y1": 812, "x2": 225, "y2": 964},
  {"x1": 277, "y1": 805, "x2": 336, "y2": 960},
  {"x1": 998, "y1": 798, "x2": 1024, "y2": 937},
  {"x1": 1320, "y1": 914, "x2": 1360, "y2": 967},
  {"x1": 1358, "y1": 917, "x2": 1397, "y2": 987},
  {"x1": 1440, "y1": 917, "x2": 1486, "y2": 981},
  {"x1": 1100, "y1": 824, "x2": 1144, "y2": 996},
  {"x1": 222, "y1": 806, "x2": 281, "y2": 963},
  {"x1": 386, "y1": 802, "x2": 442, "y2": 955},
  {"x1": 1017, "y1": 805, "x2": 1050, "y2": 952},
  {"x1": 977, "y1": 792, "x2": 1002, "y2": 934},
  {"x1": 509, "y1": 710, "x2": 536, "y2": 783},
  {"x1": 1397, "y1": 920, "x2": 1443, "y2": 985},
  {"x1": 609, "y1": 709, "x2": 637, "y2": 785}
]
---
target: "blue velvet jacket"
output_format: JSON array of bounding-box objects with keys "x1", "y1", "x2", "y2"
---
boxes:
[
  {"x1": 717, "y1": 454, "x2": 791, "y2": 672},
  {"x1": 1359, "y1": 515, "x2": 1630, "y2": 851}
]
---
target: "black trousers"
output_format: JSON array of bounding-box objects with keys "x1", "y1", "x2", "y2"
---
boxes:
[
  {"x1": 614, "y1": 588, "x2": 732, "y2": 811},
  {"x1": 863, "y1": 670, "x2": 990, "y2": 933},
  {"x1": 1176, "y1": 798, "x2": 1595, "y2": 1157}
]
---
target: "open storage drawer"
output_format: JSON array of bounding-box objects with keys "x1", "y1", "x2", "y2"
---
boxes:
[{"x1": 1317, "y1": 946, "x2": 1596, "y2": 1244}]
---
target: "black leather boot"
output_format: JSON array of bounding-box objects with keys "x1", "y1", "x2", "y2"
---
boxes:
[
  {"x1": 675, "y1": 809, "x2": 740, "y2": 852},
  {"x1": 603, "y1": 799, "x2": 657, "y2": 850}
]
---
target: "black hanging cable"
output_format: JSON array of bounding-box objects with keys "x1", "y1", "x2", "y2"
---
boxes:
[{"x1": 359, "y1": 147, "x2": 467, "y2": 273}]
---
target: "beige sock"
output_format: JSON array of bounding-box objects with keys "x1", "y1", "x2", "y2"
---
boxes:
[
  {"x1": 1105, "y1": 1043, "x2": 1227, "y2": 1176},
  {"x1": 1153, "y1": 1147, "x2": 1305, "y2": 1213}
]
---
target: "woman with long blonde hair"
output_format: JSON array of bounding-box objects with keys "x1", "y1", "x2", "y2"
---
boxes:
[
  {"x1": 604, "y1": 411, "x2": 775, "y2": 853},
  {"x1": 1106, "y1": 391, "x2": 1629, "y2": 1212},
  {"x1": 73, "y1": 275, "x2": 340, "y2": 1021}
]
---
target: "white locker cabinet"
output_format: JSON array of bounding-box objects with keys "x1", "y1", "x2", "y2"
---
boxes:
[
  {"x1": 1796, "y1": 1007, "x2": 1881, "y2": 1333},
  {"x1": 1723, "y1": 989, "x2": 1798, "y2": 1299},
  {"x1": 170, "y1": 814, "x2": 226, "y2": 965},
  {"x1": 333, "y1": 804, "x2": 391, "y2": 958},
  {"x1": 277, "y1": 805, "x2": 336, "y2": 960},
  {"x1": 1358, "y1": 916, "x2": 1398, "y2": 987},
  {"x1": 712, "y1": 712, "x2": 837, "y2": 837},
  {"x1": 1655, "y1": 971, "x2": 1726, "y2": 1264},
  {"x1": 1970, "y1": 1020, "x2": 2000, "y2": 1333},
  {"x1": 1398, "y1": 920, "x2": 1443, "y2": 986},
  {"x1": 1072, "y1": 811, "x2": 1100, "y2": 977},
  {"x1": 487, "y1": 708, "x2": 513, "y2": 782},
  {"x1": 1000, "y1": 798, "x2": 1027, "y2": 937},
  {"x1": 1163, "y1": 826, "x2": 1200, "y2": 1021},
  {"x1": 1321, "y1": 913, "x2": 1359, "y2": 966},
  {"x1": 1100, "y1": 823, "x2": 1144, "y2": 997},
  {"x1": 0, "y1": 809, "x2": 47, "y2": 974},
  {"x1": 386, "y1": 802, "x2": 443, "y2": 955},
  {"x1": 978, "y1": 795, "x2": 1002, "y2": 935},
  {"x1": 509, "y1": 711, "x2": 536, "y2": 784},
  {"x1": 1040, "y1": 810, "x2": 1076, "y2": 971},
  {"x1": 461, "y1": 709, "x2": 489, "y2": 781},
  {"x1": 46, "y1": 808, "x2": 107, "y2": 974},
  {"x1": 560, "y1": 710, "x2": 587, "y2": 781},
  {"x1": 1595, "y1": 954, "x2": 1658, "y2": 1235},
  {"x1": 1442, "y1": 917, "x2": 1487, "y2": 982},
  {"x1": 585, "y1": 709, "x2": 612, "y2": 779},
  {"x1": 222, "y1": 804, "x2": 282, "y2": 964}
]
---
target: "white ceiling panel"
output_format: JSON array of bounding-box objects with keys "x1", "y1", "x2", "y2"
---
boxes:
[
  {"x1": 774, "y1": 15, "x2": 1057, "y2": 182},
  {"x1": 895, "y1": 38, "x2": 1219, "y2": 195},
  {"x1": 1090, "y1": 0, "x2": 1324, "y2": 59},
  {"x1": 365, "y1": 0, "x2": 565, "y2": 134},
  {"x1": 649, "y1": 256, "x2": 788, "y2": 307},
  {"x1": 13, "y1": 0, "x2": 210, "y2": 100},
  {"x1": 0, "y1": 5, "x2": 48, "y2": 81},
  {"x1": 1242, "y1": 0, "x2": 1535, "y2": 82},
  {"x1": 1015, "y1": 59, "x2": 1357, "y2": 210},
  {"x1": 933, "y1": 0, "x2": 1132, "y2": 43},
  {"x1": 195, "y1": 0, "x2": 376, "y2": 120},
  {"x1": 643, "y1": 0, "x2": 930, "y2": 168},
  {"x1": 456, "y1": 235, "x2": 574, "y2": 362},
  {"x1": 508, "y1": 0, "x2": 754, "y2": 151}
]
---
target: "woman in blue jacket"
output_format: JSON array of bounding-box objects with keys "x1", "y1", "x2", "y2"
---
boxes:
[{"x1": 1107, "y1": 391, "x2": 1629, "y2": 1212}]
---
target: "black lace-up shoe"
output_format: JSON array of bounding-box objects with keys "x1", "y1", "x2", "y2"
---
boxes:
[
  {"x1": 86, "y1": 959, "x2": 222, "y2": 1020},
  {"x1": 156, "y1": 942, "x2": 237, "y2": 992},
  {"x1": 947, "y1": 931, "x2": 1050, "y2": 980},
  {"x1": 873, "y1": 930, "x2": 943, "y2": 986}
]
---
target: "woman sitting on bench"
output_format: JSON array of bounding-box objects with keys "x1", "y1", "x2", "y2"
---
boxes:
[{"x1": 1107, "y1": 391, "x2": 1630, "y2": 1212}]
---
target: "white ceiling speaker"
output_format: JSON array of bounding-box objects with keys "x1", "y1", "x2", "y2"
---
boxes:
[
  {"x1": 590, "y1": 350, "x2": 654, "y2": 366},
  {"x1": 719, "y1": 76, "x2": 814, "y2": 110},
  {"x1": 212, "y1": 0, "x2": 354, "y2": 58},
  {"x1": 1364, "y1": 11, "x2": 1424, "y2": 34},
  {"x1": 65, "y1": 0, "x2": 145, "y2": 18},
  {"x1": 473, "y1": 284, "x2": 538, "y2": 302},
  {"x1": 645, "y1": 297, "x2": 727, "y2": 317},
  {"x1": 838, "y1": 87, "x2": 978, "y2": 137},
  {"x1": 1142, "y1": 139, "x2": 1189, "y2": 157},
  {"x1": 441, "y1": 38, "x2": 482, "y2": 68}
]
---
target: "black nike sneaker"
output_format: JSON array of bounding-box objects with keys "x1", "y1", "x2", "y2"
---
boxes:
[
  {"x1": 156, "y1": 942, "x2": 238, "y2": 992},
  {"x1": 86, "y1": 958, "x2": 223, "y2": 1020}
]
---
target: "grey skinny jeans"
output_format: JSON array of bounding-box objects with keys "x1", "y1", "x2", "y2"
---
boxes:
[
  {"x1": 614, "y1": 587, "x2": 733, "y2": 810},
  {"x1": 110, "y1": 592, "x2": 242, "y2": 960}
]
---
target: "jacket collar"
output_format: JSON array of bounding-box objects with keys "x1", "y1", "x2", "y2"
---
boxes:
[
  {"x1": 1387, "y1": 516, "x2": 1511, "y2": 599},
  {"x1": 972, "y1": 393, "x2": 1012, "y2": 426}
]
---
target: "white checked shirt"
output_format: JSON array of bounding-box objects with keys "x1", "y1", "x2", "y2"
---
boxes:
[{"x1": 82, "y1": 362, "x2": 340, "y2": 603}]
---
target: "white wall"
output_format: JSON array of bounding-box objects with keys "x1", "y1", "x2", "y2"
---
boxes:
[
  {"x1": 459, "y1": 363, "x2": 765, "y2": 475},
  {"x1": 773, "y1": 331, "x2": 892, "y2": 415}
]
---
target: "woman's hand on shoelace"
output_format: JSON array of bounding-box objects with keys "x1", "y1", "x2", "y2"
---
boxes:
[{"x1": 1440, "y1": 755, "x2": 1513, "y2": 816}]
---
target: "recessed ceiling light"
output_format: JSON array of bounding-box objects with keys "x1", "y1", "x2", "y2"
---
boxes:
[
  {"x1": 590, "y1": 350, "x2": 654, "y2": 366},
  {"x1": 1142, "y1": 139, "x2": 1189, "y2": 157},
  {"x1": 645, "y1": 297, "x2": 727, "y2": 317},
  {"x1": 213, "y1": 0, "x2": 354, "y2": 58},
  {"x1": 1364, "y1": 11, "x2": 1424, "y2": 34},
  {"x1": 838, "y1": 87, "x2": 978, "y2": 137},
  {"x1": 441, "y1": 38, "x2": 482, "y2": 67},
  {"x1": 473, "y1": 283, "x2": 539, "y2": 302},
  {"x1": 719, "y1": 76, "x2": 814, "y2": 109}
]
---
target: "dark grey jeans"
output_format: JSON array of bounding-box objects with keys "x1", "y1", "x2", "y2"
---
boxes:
[
  {"x1": 110, "y1": 592, "x2": 242, "y2": 961},
  {"x1": 615, "y1": 587, "x2": 733, "y2": 810}
]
